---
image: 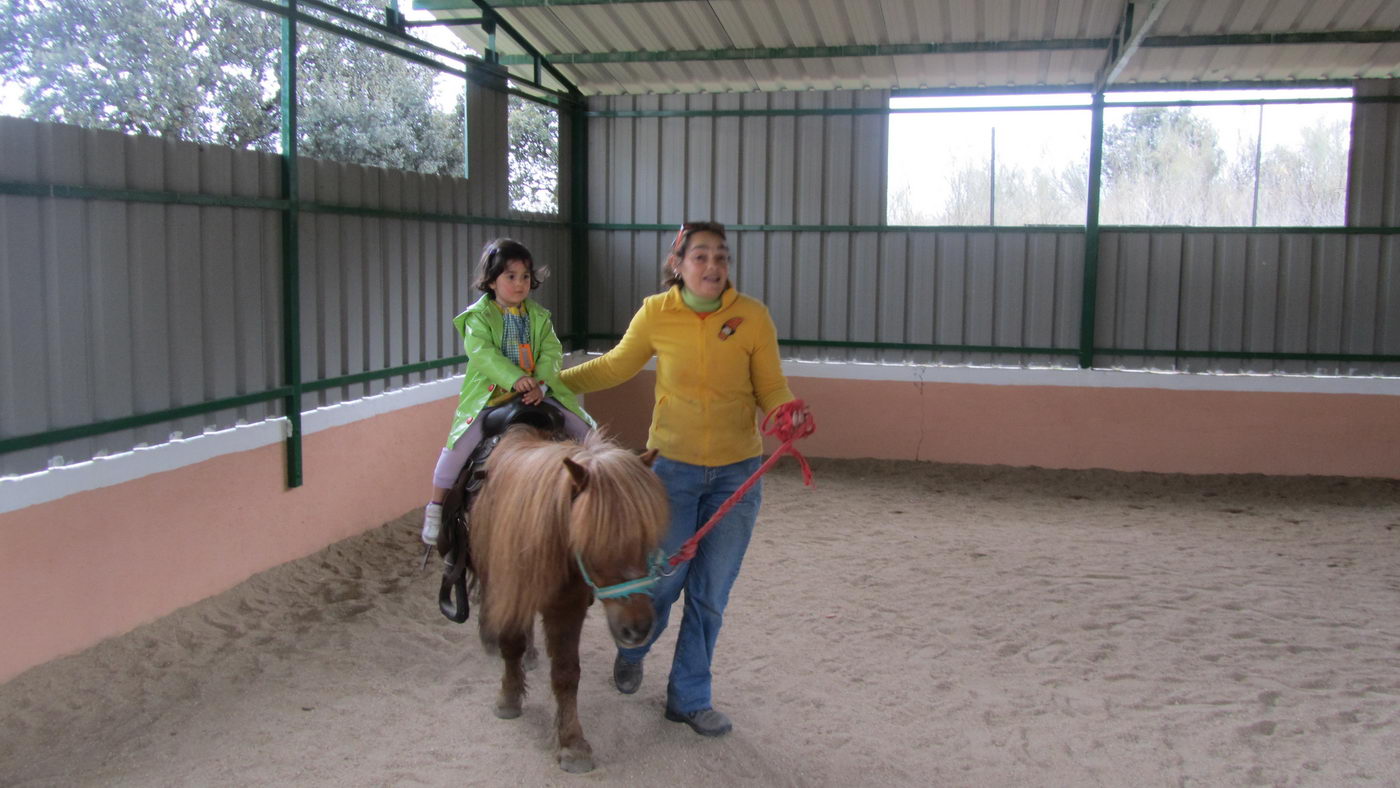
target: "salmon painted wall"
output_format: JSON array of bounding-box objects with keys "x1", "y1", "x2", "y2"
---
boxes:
[
  {"x1": 582, "y1": 370, "x2": 1400, "y2": 479},
  {"x1": 0, "y1": 395, "x2": 457, "y2": 683},
  {"x1": 5, "y1": 365, "x2": 1397, "y2": 682}
]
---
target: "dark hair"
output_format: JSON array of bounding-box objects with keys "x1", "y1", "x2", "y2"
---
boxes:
[
  {"x1": 661, "y1": 221, "x2": 728, "y2": 290},
  {"x1": 474, "y1": 238, "x2": 547, "y2": 297}
]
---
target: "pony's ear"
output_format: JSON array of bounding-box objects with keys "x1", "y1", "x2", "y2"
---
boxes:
[
  {"x1": 639, "y1": 448, "x2": 660, "y2": 467},
  {"x1": 563, "y1": 457, "x2": 589, "y2": 497}
]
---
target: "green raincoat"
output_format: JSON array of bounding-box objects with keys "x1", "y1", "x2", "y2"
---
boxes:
[{"x1": 444, "y1": 294, "x2": 595, "y2": 449}]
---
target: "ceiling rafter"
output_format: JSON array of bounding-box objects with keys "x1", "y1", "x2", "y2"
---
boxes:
[
  {"x1": 414, "y1": 0, "x2": 690, "y2": 8},
  {"x1": 490, "y1": 30, "x2": 1400, "y2": 67},
  {"x1": 1095, "y1": 0, "x2": 1171, "y2": 92}
]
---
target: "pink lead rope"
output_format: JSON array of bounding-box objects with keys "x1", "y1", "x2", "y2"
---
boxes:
[{"x1": 667, "y1": 399, "x2": 816, "y2": 568}]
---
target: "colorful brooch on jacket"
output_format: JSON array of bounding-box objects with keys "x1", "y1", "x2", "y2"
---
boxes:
[{"x1": 719, "y1": 317, "x2": 743, "y2": 340}]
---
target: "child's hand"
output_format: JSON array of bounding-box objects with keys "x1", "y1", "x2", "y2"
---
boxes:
[
  {"x1": 513, "y1": 375, "x2": 539, "y2": 393},
  {"x1": 521, "y1": 386, "x2": 544, "y2": 405}
]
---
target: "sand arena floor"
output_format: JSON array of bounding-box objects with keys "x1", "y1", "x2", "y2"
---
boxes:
[{"x1": 3, "y1": 458, "x2": 1399, "y2": 786}]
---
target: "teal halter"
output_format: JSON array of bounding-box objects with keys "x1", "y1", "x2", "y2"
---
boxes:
[{"x1": 575, "y1": 549, "x2": 666, "y2": 600}]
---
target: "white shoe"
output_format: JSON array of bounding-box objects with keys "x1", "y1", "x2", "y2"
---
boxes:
[{"x1": 421, "y1": 503, "x2": 443, "y2": 545}]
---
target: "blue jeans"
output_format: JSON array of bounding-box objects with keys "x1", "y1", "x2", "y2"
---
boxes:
[{"x1": 620, "y1": 455, "x2": 763, "y2": 714}]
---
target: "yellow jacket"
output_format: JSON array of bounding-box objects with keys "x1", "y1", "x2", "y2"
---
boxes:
[{"x1": 560, "y1": 286, "x2": 795, "y2": 466}]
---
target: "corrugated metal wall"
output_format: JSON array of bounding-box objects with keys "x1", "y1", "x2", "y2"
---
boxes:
[
  {"x1": 1096, "y1": 231, "x2": 1400, "y2": 376},
  {"x1": 583, "y1": 87, "x2": 1400, "y2": 375},
  {"x1": 5, "y1": 81, "x2": 1400, "y2": 478},
  {"x1": 0, "y1": 75, "x2": 570, "y2": 477}
]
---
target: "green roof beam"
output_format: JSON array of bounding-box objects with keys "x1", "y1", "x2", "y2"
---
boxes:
[
  {"x1": 1095, "y1": 0, "x2": 1172, "y2": 93},
  {"x1": 1140, "y1": 30, "x2": 1400, "y2": 47},
  {"x1": 496, "y1": 29, "x2": 1400, "y2": 67},
  {"x1": 498, "y1": 38, "x2": 1111, "y2": 66},
  {"x1": 415, "y1": 0, "x2": 692, "y2": 7}
]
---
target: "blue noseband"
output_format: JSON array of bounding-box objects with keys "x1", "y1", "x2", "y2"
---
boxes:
[{"x1": 576, "y1": 549, "x2": 666, "y2": 600}]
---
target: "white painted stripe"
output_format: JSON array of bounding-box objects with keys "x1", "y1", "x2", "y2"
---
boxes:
[
  {"x1": 773, "y1": 359, "x2": 1400, "y2": 395},
  {"x1": 0, "y1": 377, "x2": 464, "y2": 515}
]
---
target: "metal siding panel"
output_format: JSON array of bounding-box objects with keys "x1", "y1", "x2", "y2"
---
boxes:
[
  {"x1": 795, "y1": 93, "x2": 826, "y2": 226},
  {"x1": 1312, "y1": 234, "x2": 1348, "y2": 371},
  {"x1": 633, "y1": 95, "x2": 662, "y2": 225},
  {"x1": 298, "y1": 162, "x2": 325, "y2": 408},
  {"x1": 1094, "y1": 232, "x2": 1121, "y2": 360},
  {"x1": 88, "y1": 132, "x2": 134, "y2": 444},
  {"x1": 1345, "y1": 235, "x2": 1382, "y2": 359},
  {"x1": 907, "y1": 232, "x2": 935, "y2": 365},
  {"x1": 232, "y1": 147, "x2": 273, "y2": 420},
  {"x1": 935, "y1": 233, "x2": 968, "y2": 363},
  {"x1": 994, "y1": 232, "x2": 1028, "y2": 363},
  {"x1": 820, "y1": 232, "x2": 851, "y2": 360},
  {"x1": 685, "y1": 94, "x2": 714, "y2": 219},
  {"x1": 739, "y1": 94, "x2": 770, "y2": 226},
  {"x1": 198, "y1": 144, "x2": 239, "y2": 420},
  {"x1": 1024, "y1": 232, "x2": 1059, "y2": 351},
  {"x1": 850, "y1": 232, "x2": 880, "y2": 363},
  {"x1": 0, "y1": 119, "x2": 46, "y2": 474},
  {"x1": 767, "y1": 93, "x2": 797, "y2": 225},
  {"x1": 608, "y1": 100, "x2": 635, "y2": 330},
  {"x1": 1243, "y1": 235, "x2": 1281, "y2": 365},
  {"x1": 587, "y1": 108, "x2": 611, "y2": 225},
  {"x1": 1381, "y1": 236, "x2": 1400, "y2": 376},
  {"x1": 1276, "y1": 234, "x2": 1315, "y2": 374},
  {"x1": 713, "y1": 94, "x2": 742, "y2": 225},
  {"x1": 41, "y1": 126, "x2": 96, "y2": 464},
  {"x1": 794, "y1": 232, "x2": 823, "y2": 360},
  {"x1": 765, "y1": 233, "x2": 795, "y2": 338},
  {"x1": 1212, "y1": 234, "x2": 1248, "y2": 374},
  {"x1": 361, "y1": 168, "x2": 387, "y2": 397},
  {"x1": 382, "y1": 171, "x2": 407, "y2": 390},
  {"x1": 659, "y1": 95, "x2": 688, "y2": 223},
  {"x1": 431, "y1": 177, "x2": 456, "y2": 382},
  {"x1": 162, "y1": 136, "x2": 208, "y2": 438},
  {"x1": 737, "y1": 231, "x2": 767, "y2": 305},
  {"x1": 341, "y1": 165, "x2": 368, "y2": 402},
  {"x1": 1177, "y1": 233, "x2": 1216, "y2": 373},
  {"x1": 1055, "y1": 233, "x2": 1085, "y2": 353},
  {"x1": 823, "y1": 92, "x2": 854, "y2": 226},
  {"x1": 1146, "y1": 233, "x2": 1184, "y2": 354},
  {"x1": 877, "y1": 232, "x2": 909, "y2": 358}
]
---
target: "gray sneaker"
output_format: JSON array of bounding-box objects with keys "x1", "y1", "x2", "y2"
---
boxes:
[
  {"x1": 664, "y1": 707, "x2": 732, "y2": 737},
  {"x1": 613, "y1": 654, "x2": 642, "y2": 694}
]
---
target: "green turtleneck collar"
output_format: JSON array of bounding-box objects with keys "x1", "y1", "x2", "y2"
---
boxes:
[{"x1": 679, "y1": 287, "x2": 722, "y2": 313}]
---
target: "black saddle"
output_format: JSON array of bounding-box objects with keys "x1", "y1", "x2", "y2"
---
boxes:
[{"x1": 437, "y1": 400, "x2": 566, "y2": 623}]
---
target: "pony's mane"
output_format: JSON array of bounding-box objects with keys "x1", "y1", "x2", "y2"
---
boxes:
[{"x1": 470, "y1": 427, "x2": 668, "y2": 635}]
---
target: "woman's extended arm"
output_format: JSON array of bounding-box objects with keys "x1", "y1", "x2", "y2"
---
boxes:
[{"x1": 559, "y1": 302, "x2": 656, "y2": 395}]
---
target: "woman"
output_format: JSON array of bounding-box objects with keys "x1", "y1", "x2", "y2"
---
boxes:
[{"x1": 560, "y1": 221, "x2": 807, "y2": 737}]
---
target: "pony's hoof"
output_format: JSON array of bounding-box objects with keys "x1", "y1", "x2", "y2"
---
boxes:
[
  {"x1": 557, "y1": 747, "x2": 594, "y2": 774},
  {"x1": 494, "y1": 700, "x2": 522, "y2": 719}
]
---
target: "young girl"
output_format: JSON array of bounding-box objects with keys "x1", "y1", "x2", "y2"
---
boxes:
[{"x1": 421, "y1": 238, "x2": 595, "y2": 544}]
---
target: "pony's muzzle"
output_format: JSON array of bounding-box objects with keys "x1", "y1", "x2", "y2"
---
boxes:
[{"x1": 604, "y1": 600, "x2": 655, "y2": 649}]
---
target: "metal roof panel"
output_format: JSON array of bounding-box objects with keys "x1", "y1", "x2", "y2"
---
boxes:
[{"x1": 425, "y1": 0, "x2": 1400, "y2": 94}]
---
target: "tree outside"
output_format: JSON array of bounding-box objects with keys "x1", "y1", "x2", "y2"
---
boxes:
[
  {"x1": 888, "y1": 93, "x2": 1351, "y2": 228},
  {"x1": 507, "y1": 95, "x2": 558, "y2": 214},
  {"x1": 0, "y1": 0, "x2": 570, "y2": 184}
]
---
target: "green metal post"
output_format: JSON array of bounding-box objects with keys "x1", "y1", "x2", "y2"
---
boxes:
[
  {"x1": 281, "y1": 1, "x2": 304, "y2": 487},
  {"x1": 1078, "y1": 92, "x2": 1105, "y2": 369},
  {"x1": 568, "y1": 92, "x2": 589, "y2": 351}
]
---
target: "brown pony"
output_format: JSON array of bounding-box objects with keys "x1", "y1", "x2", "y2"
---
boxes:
[{"x1": 469, "y1": 425, "x2": 668, "y2": 773}]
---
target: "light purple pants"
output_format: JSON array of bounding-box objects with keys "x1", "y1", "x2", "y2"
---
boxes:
[{"x1": 431, "y1": 397, "x2": 592, "y2": 490}]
